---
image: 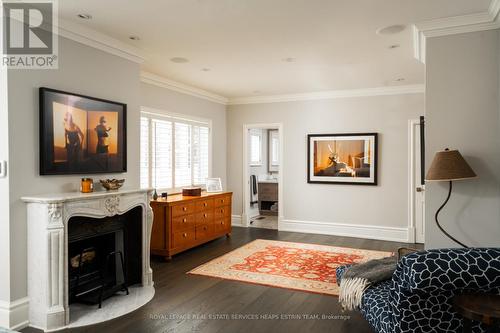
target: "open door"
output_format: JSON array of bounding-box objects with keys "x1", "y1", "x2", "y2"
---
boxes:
[{"x1": 410, "y1": 117, "x2": 425, "y2": 244}]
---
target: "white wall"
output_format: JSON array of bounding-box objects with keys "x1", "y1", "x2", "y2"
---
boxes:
[
  {"x1": 425, "y1": 30, "x2": 500, "y2": 248},
  {"x1": 228, "y1": 94, "x2": 424, "y2": 241},
  {"x1": 0, "y1": 61, "x2": 12, "y2": 321},
  {"x1": 140, "y1": 82, "x2": 227, "y2": 188}
]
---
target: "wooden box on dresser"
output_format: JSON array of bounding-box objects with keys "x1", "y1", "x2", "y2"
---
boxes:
[{"x1": 150, "y1": 192, "x2": 232, "y2": 260}]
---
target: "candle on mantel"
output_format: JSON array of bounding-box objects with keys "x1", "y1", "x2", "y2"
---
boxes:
[{"x1": 80, "y1": 178, "x2": 94, "y2": 193}]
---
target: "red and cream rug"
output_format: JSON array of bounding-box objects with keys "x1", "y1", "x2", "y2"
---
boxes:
[{"x1": 188, "y1": 239, "x2": 392, "y2": 296}]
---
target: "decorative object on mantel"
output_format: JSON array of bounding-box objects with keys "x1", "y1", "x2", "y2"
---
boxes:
[
  {"x1": 182, "y1": 187, "x2": 202, "y2": 196},
  {"x1": 80, "y1": 178, "x2": 94, "y2": 193},
  {"x1": 206, "y1": 177, "x2": 223, "y2": 192},
  {"x1": 161, "y1": 192, "x2": 168, "y2": 198},
  {"x1": 307, "y1": 133, "x2": 378, "y2": 185},
  {"x1": 425, "y1": 148, "x2": 477, "y2": 248},
  {"x1": 152, "y1": 189, "x2": 158, "y2": 200},
  {"x1": 99, "y1": 178, "x2": 125, "y2": 191},
  {"x1": 39, "y1": 87, "x2": 127, "y2": 175}
]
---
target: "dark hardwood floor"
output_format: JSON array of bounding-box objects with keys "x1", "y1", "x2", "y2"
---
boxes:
[{"x1": 23, "y1": 227, "x2": 423, "y2": 333}]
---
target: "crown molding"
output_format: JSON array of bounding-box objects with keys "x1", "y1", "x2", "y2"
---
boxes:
[
  {"x1": 140, "y1": 72, "x2": 425, "y2": 106},
  {"x1": 140, "y1": 71, "x2": 229, "y2": 105},
  {"x1": 227, "y1": 84, "x2": 425, "y2": 105},
  {"x1": 413, "y1": 0, "x2": 500, "y2": 63},
  {"x1": 57, "y1": 18, "x2": 145, "y2": 64},
  {"x1": 7, "y1": 11, "x2": 145, "y2": 64}
]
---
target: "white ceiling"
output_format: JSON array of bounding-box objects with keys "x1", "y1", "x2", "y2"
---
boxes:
[{"x1": 58, "y1": 0, "x2": 492, "y2": 98}]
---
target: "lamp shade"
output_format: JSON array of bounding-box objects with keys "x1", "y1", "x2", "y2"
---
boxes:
[{"x1": 426, "y1": 149, "x2": 477, "y2": 181}]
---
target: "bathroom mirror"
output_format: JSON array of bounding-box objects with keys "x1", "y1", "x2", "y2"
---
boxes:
[{"x1": 268, "y1": 129, "x2": 279, "y2": 172}]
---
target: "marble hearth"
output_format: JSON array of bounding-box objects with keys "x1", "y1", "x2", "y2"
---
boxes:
[{"x1": 22, "y1": 189, "x2": 154, "y2": 332}]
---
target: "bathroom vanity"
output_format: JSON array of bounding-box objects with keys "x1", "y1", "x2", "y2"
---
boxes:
[{"x1": 258, "y1": 180, "x2": 278, "y2": 215}]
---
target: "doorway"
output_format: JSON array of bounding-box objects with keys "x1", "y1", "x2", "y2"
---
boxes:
[
  {"x1": 409, "y1": 118, "x2": 425, "y2": 244},
  {"x1": 242, "y1": 123, "x2": 283, "y2": 230}
]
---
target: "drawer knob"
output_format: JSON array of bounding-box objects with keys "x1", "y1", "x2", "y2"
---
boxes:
[
  {"x1": 183, "y1": 207, "x2": 187, "y2": 211},
  {"x1": 221, "y1": 199, "x2": 225, "y2": 203},
  {"x1": 220, "y1": 221, "x2": 224, "y2": 225},
  {"x1": 203, "y1": 226, "x2": 207, "y2": 230},
  {"x1": 204, "y1": 213, "x2": 208, "y2": 218},
  {"x1": 220, "y1": 209, "x2": 224, "y2": 213},
  {"x1": 183, "y1": 218, "x2": 187, "y2": 223},
  {"x1": 203, "y1": 203, "x2": 207, "y2": 207},
  {"x1": 182, "y1": 233, "x2": 187, "y2": 238}
]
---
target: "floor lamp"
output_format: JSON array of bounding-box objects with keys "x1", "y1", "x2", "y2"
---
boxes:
[{"x1": 425, "y1": 149, "x2": 477, "y2": 248}]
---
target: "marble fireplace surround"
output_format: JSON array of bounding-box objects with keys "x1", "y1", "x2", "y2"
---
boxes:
[{"x1": 21, "y1": 189, "x2": 154, "y2": 332}]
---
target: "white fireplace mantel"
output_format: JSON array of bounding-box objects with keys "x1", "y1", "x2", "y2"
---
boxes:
[{"x1": 22, "y1": 189, "x2": 154, "y2": 332}]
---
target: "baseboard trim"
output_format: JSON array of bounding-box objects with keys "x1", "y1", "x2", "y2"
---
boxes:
[
  {"x1": 279, "y1": 219, "x2": 409, "y2": 243},
  {"x1": 0, "y1": 297, "x2": 29, "y2": 330},
  {"x1": 231, "y1": 215, "x2": 245, "y2": 227}
]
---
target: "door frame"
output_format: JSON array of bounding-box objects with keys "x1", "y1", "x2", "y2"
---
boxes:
[
  {"x1": 242, "y1": 123, "x2": 284, "y2": 228},
  {"x1": 408, "y1": 119, "x2": 425, "y2": 244}
]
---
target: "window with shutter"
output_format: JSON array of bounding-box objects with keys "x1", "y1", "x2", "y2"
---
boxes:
[{"x1": 140, "y1": 111, "x2": 211, "y2": 191}]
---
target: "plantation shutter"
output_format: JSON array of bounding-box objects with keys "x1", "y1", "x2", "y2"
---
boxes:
[
  {"x1": 152, "y1": 119, "x2": 173, "y2": 189},
  {"x1": 193, "y1": 125, "x2": 209, "y2": 185},
  {"x1": 140, "y1": 111, "x2": 211, "y2": 190},
  {"x1": 174, "y1": 122, "x2": 192, "y2": 187}
]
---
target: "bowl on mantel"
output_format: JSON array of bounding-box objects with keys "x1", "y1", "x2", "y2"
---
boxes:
[{"x1": 99, "y1": 179, "x2": 125, "y2": 191}]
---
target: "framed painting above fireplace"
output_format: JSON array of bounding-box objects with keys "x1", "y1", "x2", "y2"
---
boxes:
[
  {"x1": 307, "y1": 133, "x2": 378, "y2": 185},
  {"x1": 39, "y1": 87, "x2": 127, "y2": 175}
]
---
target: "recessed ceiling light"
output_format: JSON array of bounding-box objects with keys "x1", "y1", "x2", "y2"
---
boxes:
[
  {"x1": 129, "y1": 36, "x2": 140, "y2": 41},
  {"x1": 388, "y1": 44, "x2": 400, "y2": 49},
  {"x1": 201, "y1": 68, "x2": 211, "y2": 72},
  {"x1": 253, "y1": 90, "x2": 261, "y2": 94},
  {"x1": 376, "y1": 24, "x2": 406, "y2": 35},
  {"x1": 77, "y1": 13, "x2": 92, "y2": 20},
  {"x1": 282, "y1": 57, "x2": 296, "y2": 63},
  {"x1": 395, "y1": 78, "x2": 405, "y2": 82},
  {"x1": 170, "y1": 57, "x2": 189, "y2": 63}
]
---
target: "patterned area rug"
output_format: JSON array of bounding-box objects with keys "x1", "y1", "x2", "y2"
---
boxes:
[{"x1": 188, "y1": 239, "x2": 392, "y2": 296}]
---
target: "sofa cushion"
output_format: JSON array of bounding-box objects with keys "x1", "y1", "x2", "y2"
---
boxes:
[{"x1": 397, "y1": 248, "x2": 500, "y2": 293}]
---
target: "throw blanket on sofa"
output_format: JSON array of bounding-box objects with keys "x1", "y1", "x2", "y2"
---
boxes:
[{"x1": 339, "y1": 256, "x2": 397, "y2": 311}]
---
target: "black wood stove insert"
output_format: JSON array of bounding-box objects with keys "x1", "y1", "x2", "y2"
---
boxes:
[{"x1": 68, "y1": 206, "x2": 142, "y2": 308}]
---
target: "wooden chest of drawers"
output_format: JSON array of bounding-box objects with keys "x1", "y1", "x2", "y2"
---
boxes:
[{"x1": 150, "y1": 192, "x2": 232, "y2": 260}]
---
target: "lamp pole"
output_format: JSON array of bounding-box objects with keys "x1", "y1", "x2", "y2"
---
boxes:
[{"x1": 435, "y1": 180, "x2": 468, "y2": 248}]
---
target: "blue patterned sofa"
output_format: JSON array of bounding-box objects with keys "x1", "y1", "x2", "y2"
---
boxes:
[{"x1": 336, "y1": 248, "x2": 500, "y2": 333}]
